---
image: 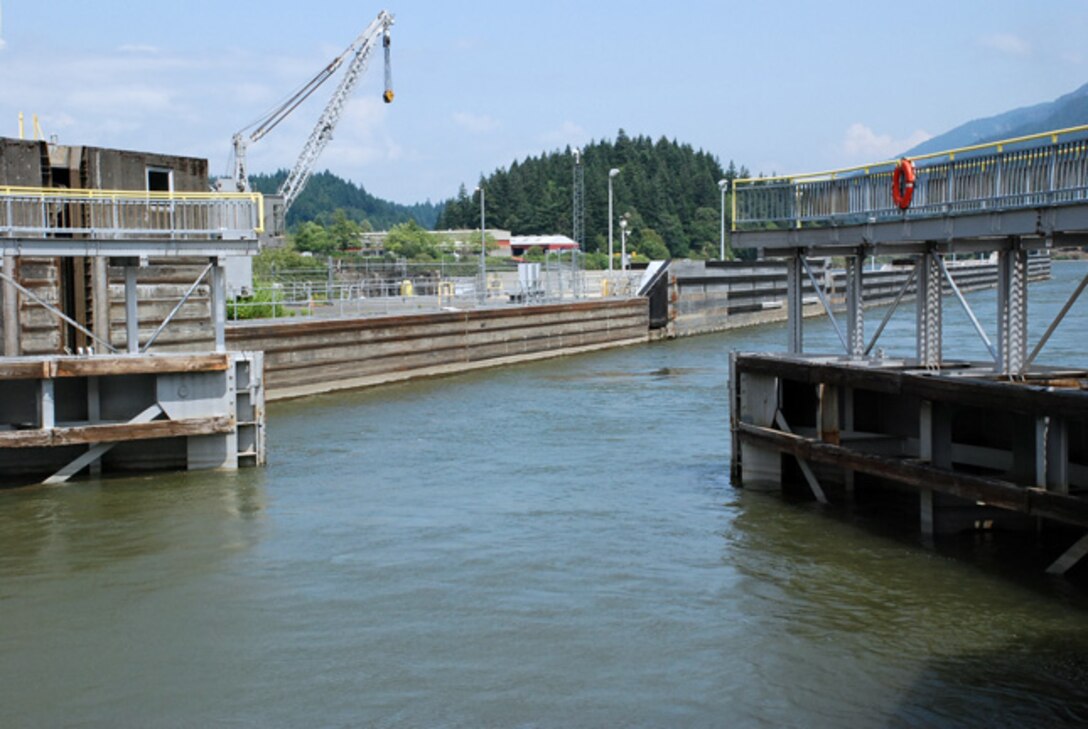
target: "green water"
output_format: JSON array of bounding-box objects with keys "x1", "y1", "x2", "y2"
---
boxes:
[{"x1": 2, "y1": 263, "x2": 1087, "y2": 727}]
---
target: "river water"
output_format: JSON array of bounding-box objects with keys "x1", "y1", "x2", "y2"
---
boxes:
[{"x1": 3, "y1": 262, "x2": 1088, "y2": 727}]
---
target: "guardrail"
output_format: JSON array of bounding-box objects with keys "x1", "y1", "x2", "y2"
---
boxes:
[
  {"x1": 0, "y1": 186, "x2": 264, "y2": 240},
  {"x1": 733, "y1": 124, "x2": 1088, "y2": 231}
]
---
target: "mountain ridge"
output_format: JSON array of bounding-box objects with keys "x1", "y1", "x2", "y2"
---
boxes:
[{"x1": 905, "y1": 82, "x2": 1088, "y2": 156}]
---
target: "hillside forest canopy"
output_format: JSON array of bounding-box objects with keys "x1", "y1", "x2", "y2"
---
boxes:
[
  {"x1": 252, "y1": 132, "x2": 751, "y2": 262},
  {"x1": 437, "y1": 131, "x2": 748, "y2": 259}
]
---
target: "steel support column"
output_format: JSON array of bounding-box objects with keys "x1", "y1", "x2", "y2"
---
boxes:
[
  {"x1": 211, "y1": 258, "x2": 227, "y2": 353},
  {"x1": 786, "y1": 251, "x2": 803, "y2": 354},
  {"x1": 124, "y1": 264, "x2": 140, "y2": 354},
  {"x1": 997, "y1": 238, "x2": 1028, "y2": 375},
  {"x1": 846, "y1": 249, "x2": 865, "y2": 359},
  {"x1": 915, "y1": 247, "x2": 942, "y2": 367},
  {"x1": 1046, "y1": 417, "x2": 1069, "y2": 495},
  {"x1": 919, "y1": 399, "x2": 952, "y2": 539},
  {"x1": 91, "y1": 257, "x2": 110, "y2": 353},
  {"x1": 2, "y1": 254, "x2": 19, "y2": 356}
]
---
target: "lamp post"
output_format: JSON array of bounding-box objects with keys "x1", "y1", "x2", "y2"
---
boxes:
[
  {"x1": 619, "y1": 217, "x2": 628, "y2": 272},
  {"x1": 475, "y1": 185, "x2": 486, "y2": 303},
  {"x1": 718, "y1": 178, "x2": 728, "y2": 261},
  {"x1": 608, "y1": 168, "x2": 620, "y2": 272}
]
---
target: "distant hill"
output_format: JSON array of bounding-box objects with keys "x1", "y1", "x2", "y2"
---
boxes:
[
  {"x1": 905, "y1": 82, "x2": 1088, "y2": 156},
  {"x1": 249, "y1": 170, "x2": 441, "y2": 231}
]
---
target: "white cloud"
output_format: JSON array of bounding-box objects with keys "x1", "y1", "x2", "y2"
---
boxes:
[
  {"x1": 0, "y1": 39, "x2": 7, "y2": 52},
  {"x1": 325, "y1": 97, "x2": 401, "y2": 168},
  {"x1": 452, "y1": 111, "x2": 500, "y2": 134},
  {"x1": 0, "y1": 43, "x2": 414, "y2": 196},
  {"x1": 979, "y1": 33, "x2": 1030, "y2": 57},
  {"x1": 67, "y1": 86, "x2": 174, "y2": 113},
  {"x1": 841, "y1": 123, "x2": 931, "y2": 162},
  {"x1": 117, "y1": 44, "x2": 158, "y2": 54}
]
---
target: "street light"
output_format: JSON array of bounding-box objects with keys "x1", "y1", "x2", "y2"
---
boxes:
[
  {"x1": 475, "y1": 185, "x2": 486, "y2": 302},
  {"x1": 608, "y1": 168, "x2": 620, "y2": 272},
  {"x1": 619, "y1": 217, "x2": 628, "y2": 272},
  {"x1": 718, "y1": 178, "x2": 729, "y2": 261}
]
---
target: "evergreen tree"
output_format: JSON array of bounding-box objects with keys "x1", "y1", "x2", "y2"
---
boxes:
[
  {"x1": 435, "y1": 131, "x2": 745, "y2": 259},
  {"x1": 250, "y1": 170, "x2": 441, "y2": 231}
]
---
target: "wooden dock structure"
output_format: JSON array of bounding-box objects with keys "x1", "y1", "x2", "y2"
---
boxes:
[{"x1": 728, "y1": 125, "x2": 1088, "y2": 576}]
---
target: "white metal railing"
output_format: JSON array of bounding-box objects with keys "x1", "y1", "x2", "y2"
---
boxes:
[
  {"x1": 0, "y1": 186, "x2": 264, "y2": 240},
  {"x1": 733, "y1": 125, "x2": 1088, "y2": 230}
]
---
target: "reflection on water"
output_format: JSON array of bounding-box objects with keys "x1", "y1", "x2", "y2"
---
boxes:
[
  {"x1": 0, "y1": 470, "x2": 265, "y2": 577},
  {"x1": 0, "y1": 264, "x2": 1087, "y2": 726},
  {"x1": 893, "y1": 638, "x2": 1088, "y2": 728}
]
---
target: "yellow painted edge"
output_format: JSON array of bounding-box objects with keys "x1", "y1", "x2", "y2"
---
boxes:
[{"x1": 0, "y1": 185, "x2": 262, "y2": 203}]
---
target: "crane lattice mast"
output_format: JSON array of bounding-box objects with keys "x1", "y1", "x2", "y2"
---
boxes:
[{"x1": 231, "y1": 10, "x2": 394, "y2": 214}]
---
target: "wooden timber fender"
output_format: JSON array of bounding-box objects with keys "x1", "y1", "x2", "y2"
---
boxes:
[{"x1": 228, "y1": 298, "x2": 649, "y2": 401}]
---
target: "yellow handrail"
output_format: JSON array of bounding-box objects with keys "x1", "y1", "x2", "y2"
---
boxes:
[
  {"x1": 0, "y1": 185, "x2": 263, "y2": 202},
  {"x1": 0, "y1": 186, "x2": 265, "y2": 234},
  {"x1": 734, "y1": 123, "x2": 1088, "y2": 186}
]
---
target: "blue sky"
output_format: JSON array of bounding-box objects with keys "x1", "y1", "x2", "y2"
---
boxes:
[{"x1": 1, "y1": 1, "x2": 1086, "y2": 204}]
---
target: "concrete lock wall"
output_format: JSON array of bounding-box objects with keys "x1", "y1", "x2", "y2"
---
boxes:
[
  {"x1": 0, "y1": 139, "x2": 46, "y2": 186},
  {"x1": 226, "y1": 298, "x2": 649, "y2": 401},
  {"x1": 668, "y1": 256, "x2": 1052, "y2": 338},
  {"x1": 82, "y1": 146, "x2": 208, "y2": 192}
]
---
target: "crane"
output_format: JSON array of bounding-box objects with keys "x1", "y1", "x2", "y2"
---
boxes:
[{"x1": 229, "y1": 9, "x2": 394, "y2": 214}]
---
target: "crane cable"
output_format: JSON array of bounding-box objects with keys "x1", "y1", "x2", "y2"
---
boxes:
[
  {"x1": 226, "y1": 40, "x2": 356, "y2": 178},
  {"x1": 241, "y1": 51, "x2": 350, "y2": 141},
  {"x1": 383, "y1": 29, "x2": 393, "y2": 103}
]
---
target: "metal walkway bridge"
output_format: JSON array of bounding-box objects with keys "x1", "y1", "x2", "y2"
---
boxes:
[
  {"x1": 730, "y1": 125, "x2": 1088, "y2": 374},
  {"x1": 0, "y1": 187, "x2": 263, "y2": 356},
  {"x1": 729, "y1": 126, "x2": 1088, "y2": 574}
]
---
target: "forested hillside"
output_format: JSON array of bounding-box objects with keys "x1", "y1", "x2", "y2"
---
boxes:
[
  {"x1": 436, "y1": 131, "x2": 746, "y2": 258},
  {"x1": 249, "y1": 170, "x2": 441, "y2": 230}
]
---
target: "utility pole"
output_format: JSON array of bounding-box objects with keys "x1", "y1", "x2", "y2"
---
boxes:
[
  {"x1": 608, "y1": 168, "x2": 620, "y2": 272},
  {"x1": 476, "y1": 185, "x2": 486, "y2": 304}
]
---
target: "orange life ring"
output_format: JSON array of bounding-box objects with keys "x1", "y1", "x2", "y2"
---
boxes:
[{"x1": 891, "y1": 158, "x2": 916, "y2": 210}]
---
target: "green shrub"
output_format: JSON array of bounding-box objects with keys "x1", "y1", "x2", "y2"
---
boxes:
[{"x1": 229, "y1": 287, "x2": 291, "y2": 320}]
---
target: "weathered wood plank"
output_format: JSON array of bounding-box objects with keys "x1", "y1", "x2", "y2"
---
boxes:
[
  {"x1": 733, "y1": 422, "x2": 1088, "y2": 527},
  {"x1": 0, "y1": 354, "x2": 229, "y2": 380},
  {"x1": 0, "y1": 360, "x2": 52, "y2": 380},
  {"x1": 737, "y1": 422, "x2": 1030, "y2": 508},
  {"x1": 0, "y1": 415, "x2": 233, "y2": 448},
  {"x1": 54, "y1": 354, "x2": 230, "y2": 377}
]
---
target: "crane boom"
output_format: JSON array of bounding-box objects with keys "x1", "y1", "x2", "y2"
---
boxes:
[{"x1": 231, "y1": 9, "x2": 394, "y2": 214}]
